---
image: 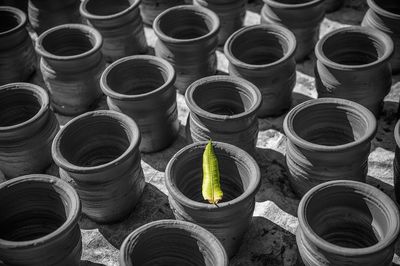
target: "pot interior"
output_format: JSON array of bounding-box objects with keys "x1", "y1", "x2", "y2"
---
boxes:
[
  {"x1": 374, "y1": 0, "x2": 400, "y2": 14},
  {"x1": 85, "y1": 0, "x2": 136, "y2": 16},
  {"x1": 0, "y1": 9, "x2": 22, "y2": 33}
]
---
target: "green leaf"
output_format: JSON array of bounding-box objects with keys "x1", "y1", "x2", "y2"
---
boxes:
[{"x1": 202, "y1": 140, "x2": 223, "y2": 204}]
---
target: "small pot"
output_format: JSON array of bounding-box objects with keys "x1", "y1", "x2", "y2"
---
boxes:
[
  {"x1": 260, "y1": 0, "x2": 325, "y2": 61},
  {"x1": 36, "y1": 24, "x2": 106, "y2": 116},
  {"x1": 283, "y1": 98, "x2": 377, "y2": 196},
  {"x1": 362, "y1": 0, "x2": 400, "y2": 73},
  {"x1": 393, "y1": 119, "x2": 400, "y2": 204},
  {"x1": 224, "y1": 24, "x2": 296, "y2": 117},
  {"x1": 52, "y1": 110, "x2": 145, "y2": 224},
  {"x1": 315, "y1": 26, "x2": 393, "y2": 116},
  {"x1": 80, "y1": 0, "x2": 148, "y2": 63},
  {"x1": 153, "y1": 5, "x2": 220, "y2": 94},
  {"x1": 0, "y1": 6, "x2": 36, "y2": 86},
  {"x1": 101, "y1": 55, "x2": 179, "y2": 153},
  {"x1": 0, "y1": 174, "x2": 82, "y2": 266},
  {"x1": 0, "y1": 83, "x2": 59, "y2": 179},
  {"x1": 297, "y1": 180, "x2": 400, "y2": 266},
  {"x1": 119, "y1": 220, "x2": 229, "y2": 266},
  {"x1": 324, "y1": 0, "x2": 344, "y2": 13},
  {"x1": 165, "y1": 141, "x2": 261, "y2": 257},
  {"x1": 140, "y1": 0, "x2": 185, "y2": 25}
]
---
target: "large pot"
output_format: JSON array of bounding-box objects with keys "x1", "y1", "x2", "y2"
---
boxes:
[
  {"x1": 0, "y1": 174, "x2": 82, "y2": 266},
  {"x1": 224, "y1": 24, "x2": 296, "y2": 117},
  {"x1": 140, "y1": 0, "x2": 185, "y2": 25},
  {"x1": 393, "y1": 119, "x2": 400, "y2": 205},
  {"x1": 165, "y1": 141, "x2": 261, "y2": 257},
  {"x1": 297, "y1": 180, "x2": 400, "y2": 266},
  {"x1": 283, "y1": 98, "x2": 377, "y2": 196}
]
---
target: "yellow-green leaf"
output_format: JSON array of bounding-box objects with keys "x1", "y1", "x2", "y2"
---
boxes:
[{"x1": 202, "y1": 140, "x2": 223, "y2": 204}]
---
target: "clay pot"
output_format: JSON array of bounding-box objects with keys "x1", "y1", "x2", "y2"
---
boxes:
[
  {"x1": 36, "y1": 24, "x2": 105, "y2": 116},
  {"x1": 324, "y1": 0, "x2": 344, "y2": 13},
  {"x1": 260, "y1": 0, "x2": 325, "y2": 61},
  {"x1": 140, "y1": 0, "x2": 185, "y2": 25},
  {"x1": 0, "y1": 0, "x2": 28, "y2": 13},
  {"x1": 297, "y1": 180, "x2": 400, "y2": 266},
  {"x1": 119, "y1": 220, "x2": 228, "y2": 266},
  {"x1": 224, "y1": 24, "x2": 296, "y2": 117},
  {"x1": 185, "y1": 75, "x2": 261, "y2": 156},
  {"x1": 193, "y1": 0, "x2": 246, "y2": 45},
  {"x1": 393, "y1": 119, "x2": 400, "y2": 204},
  {"x1": 101, "y1": 55, "x2": 179, "y2": 153},
  {"x1": 0, "y1": 174, "x2": 82, "y2": 266},
  {"x1": 315, "y1": 26, "x2": 393, "y2": 116},
  {"x1": 0, "y1": 83, "x2": 59, "y2": 179},
  {"x1": 153, "y1": 5, "x2": 220, "y2": 94},
  {"x1": 165, "y1": 141, "x2": 261, "y2": 257},
  {"x1": 80, "y1": 0, "x2": 148, "y2": 63},
  {"x1": 52, "y1": 110, "x2": 145, "y2": 224},
  {"x1": 0, "y1": 6, "x2": 36, "y2": 86},
  {"x1": 362, "y1": 0, "x2": 400, "y2": 73},
  {"x1": 283, "y1": 98, "x2": 377, "y2": 196}
]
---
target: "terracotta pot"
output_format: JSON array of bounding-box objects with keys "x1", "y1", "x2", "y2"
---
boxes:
[
  {"x1": 0, "y1": 174, "x2": 82, "y2": 266},
  {"x1": 165, "y1": 141, "x2": 261, "y2": 257},
  {"x1": 0, "y1": 0, "x2": 28, "y2": 13},
  {"x1": 101, "y1": 55, "x2": 179, "y2": 153},
  {"x1": 52, "y1": 110, "x2": 145, "y2": 224},
  {"x1": 315, "y1": 26, "x2": 393, "y2": 116},
  {"x1": 28, "y1": 0, "x2": 81, "y2": 34},
  {"x1": 154, "y1": 5, "x2": 220, "y2": 94},
  {"x1": 324, "y1": 0, "x2": 344, "y2": 13},
  {"x1": 393, "y1": 119, "x2": 400, "y2": 204},
  {"x1": 0, "y1": 6, "x2": 36, "y2": 86},
  {"x1": 224, "y1": 24, "x2": 296, "y2": 117},
  {"x1": 193, "y1": 0, "x2": 246, "y2": 45},
  {"x1": 297, "y1": 180, "x2": 400, "y2": 266},
  {"x1": 362, "y1": 0, "x2": 400, "y2": 73},
  {"x1": 119, "y1": 220, "x2": 228, "y2": 266},
  {"x1": 260, "y1": 0, "x2": 325, "y2": 61},
  {"x1": 283, "y1": 98, "x2": 377, "y2": 196},
  {"x1": 140, "y1": 0, "x2": 185, "y2": 25},
  {"x1": 36, "y1": 24, "x2": 105, "y2": 116},
  {"x1": 80, "y1": 0, "x2": 148, "y2": 63},
  {"x1": 0, "y1": 83, "x2": 59, "y2": 179}
]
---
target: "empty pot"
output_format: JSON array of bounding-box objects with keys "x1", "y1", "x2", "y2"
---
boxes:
[{"x1": 140, "y1": 0, "x2": 185, "y2": 25}]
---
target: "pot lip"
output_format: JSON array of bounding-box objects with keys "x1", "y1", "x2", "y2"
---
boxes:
[
  {"x1": 165, "y1": 141, "x2": 261, "y2": 210},
  {"x1": 315, "y1": 26, "x2": 394, "y2": 70},
  {"x1": 119, "y1": 219, "x2": 228, "y2": 265},
  {"x1": 367, "y1": 0, "x2": 400, "y2": 19},
  {"x1": 185, "y1": 75, "x2": 262, "y2": 121},
  {"x1": 298, "y1": 180, "x2": 400, "y2": 257},
  {"x1": 0, "y1": 174, "x2": 81, "y2": 249},
  {"x1": 101, "y1": 55, "x2": 176, "y2": 100},
  {"x1": 80, "y1": 0, "x2": 141, "y2": 20},
  {"x1": 283, "y1": 98, "x2": 377, "y2": 152},
  {"x1": 0, "y1": 83, "x2": 49, "y2": 133},
  {"x1": 0, "y1": 6, "x2": 27, "y2": 36},
  {"x1": 264, "y1": 0, "x2": 324, "y2": 9},
  {"x1": 395, "y1": 119, "x2": 400, "y2": 148},
  {"x1": 52, "y1": 110, "x2": 140, "y2": 174},
  {"x1": 35, "y1": 23, "x2": 103, "y2": 61},
  {"x1": 153, "y1": 5, "x2": 220, "y2": 45}
]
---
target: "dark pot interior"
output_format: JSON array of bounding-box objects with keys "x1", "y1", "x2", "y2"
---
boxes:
[
  {"x1": 372, "y1": 0, "x2": 400, "y2": 14},
  {"x1": 267, "y1": 0, "x2": 317, "y2": 4},
  {"x1": 0, "y1": 9, "x2": 22, "y2": 34},
  {"x1": 83, "y1": 0, "x2": 137, "y2": 16}
]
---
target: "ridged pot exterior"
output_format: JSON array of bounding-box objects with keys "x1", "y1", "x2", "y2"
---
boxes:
[
  {"x1": 394, "y1": 120, "x2": 400, "y2": 204},
  {"x1": 140, "y1": 0, "x2": 185, "y2": 25},
  {"x1": 297, "y1": 180, "x2": 400, "y2": 266},
  {"x1": 0, "y1": 175, "x2": 82, "y2": 266},
  {"x1": 0, "y1": 6, "x2": 36, "y2": 86},
  {"x1": 119, "y1": 220, "x2": 229, "y2": 266},
  {"x1": 324, "y1": 0, "x2": 344, "y2": 13},
  {"x1": 0, "y1": 83, "x2": 59, "y2": 179},
  {"x1": 283, "y1": 98, "x2": 377, "y2": 196}
]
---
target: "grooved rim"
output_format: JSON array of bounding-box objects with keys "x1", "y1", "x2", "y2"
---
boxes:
[
  {"x1": 367, "y1": 0, "x2": 400, "y2": 20},
  {"x1": 80, "y1": 0, "x2": 141, "y2": 20}
]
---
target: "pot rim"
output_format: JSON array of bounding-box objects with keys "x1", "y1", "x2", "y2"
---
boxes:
[
  {"x1": 264, "y1": 0, "x2": 325, "y2": 9},
  {"x1": 79, "y1": 0, "x2": 141, "y2": 20},
  {"x1": 394, "y1": 119, "x2": 400, "y2": 149},
  {"x1": 52, "y1": 110, "x2": 141, "y2": 174},
  {"x1": 315, "y1": 26, "x2": 394, "y2": 70},
  {"x1": 35, "y1": 24, "x2": 103, "y2": 61},
  {"x1": 185, "y1": 75, "x2": 262, "y2": 121},
  {"x1": 298, "y1": 180, "x2": 400, "y2": 257},
  {"x1": 101, "y1": 55, "x2": 176, "y2": 100},
  {"x1": 0, "y1": 6, "x2": 27, "y2": 36},
  {"x1": 283, "y1": 98, "x2": 377, "y2": 152},
  {"x1": 165, "y1": 141, "x2": 261, "y2": 210},
  {"x1": 0, "y1": 174, "x2": 81, "y2": 249},
  {"x1": 367, "y1": 0, "x2": 400, "y2": 20}
]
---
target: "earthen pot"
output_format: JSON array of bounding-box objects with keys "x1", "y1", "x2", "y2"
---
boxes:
[
  {"x1": 119, "y1": 220, "x2": 228, "y2": 266},
  {"x1": 297, "y1": 180, "x2": 400, "y2": 266},
  {"x1": 224, "y1": 24, "x2": 296, "y2": 117},
  {"x1": 140, "y1": 0, "x2": 185, "y2": 25},
  {"x1": 0, "y1": 6, "x2": 36, "y2": 86},
  {"x1": 80, "y1": 0, "x2": 148, "y2": 63},
  {"x1": 0, "y1": 0, "x2": 28, "y2": 13},
  {"x1": 153, "y1": 5, "x2": 220, "y2": 94},
  {"x1": 393, "y1": 119, "x2": 400, "y2": 204},
  {"x1": 165, "y1": 141, "x2": 261, "y2": 257},
  {"x1": 324, "y1": 0, "x2": 344, "y2": 13},
  {"x1": 315, "y1": 26, "x2": 393, "y2": 116},
  {"x1": 362, "y1": 0, "x2": 400, "y2": 73},
  {"x1": 185, "y1": 75, "x2": 261, "y2": 156},
  {"x1": 52, "y1": 110, "x2": 145, "y2": 224},
  {"x1": 36, "y1": 24, "x2": 106, "y2": 116},
  {"x1": 0, "y1": 83, "x2": 59, "y2": 179},
  {"x1": 101, "y1": 55, "x2": 179, "y2": 153},
  {"x1": 0, "y1": 174, "x2": 82, "y2": 266},
  {"x1": 283, "y1": 98, "x2": 377, "y2": 196}
]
